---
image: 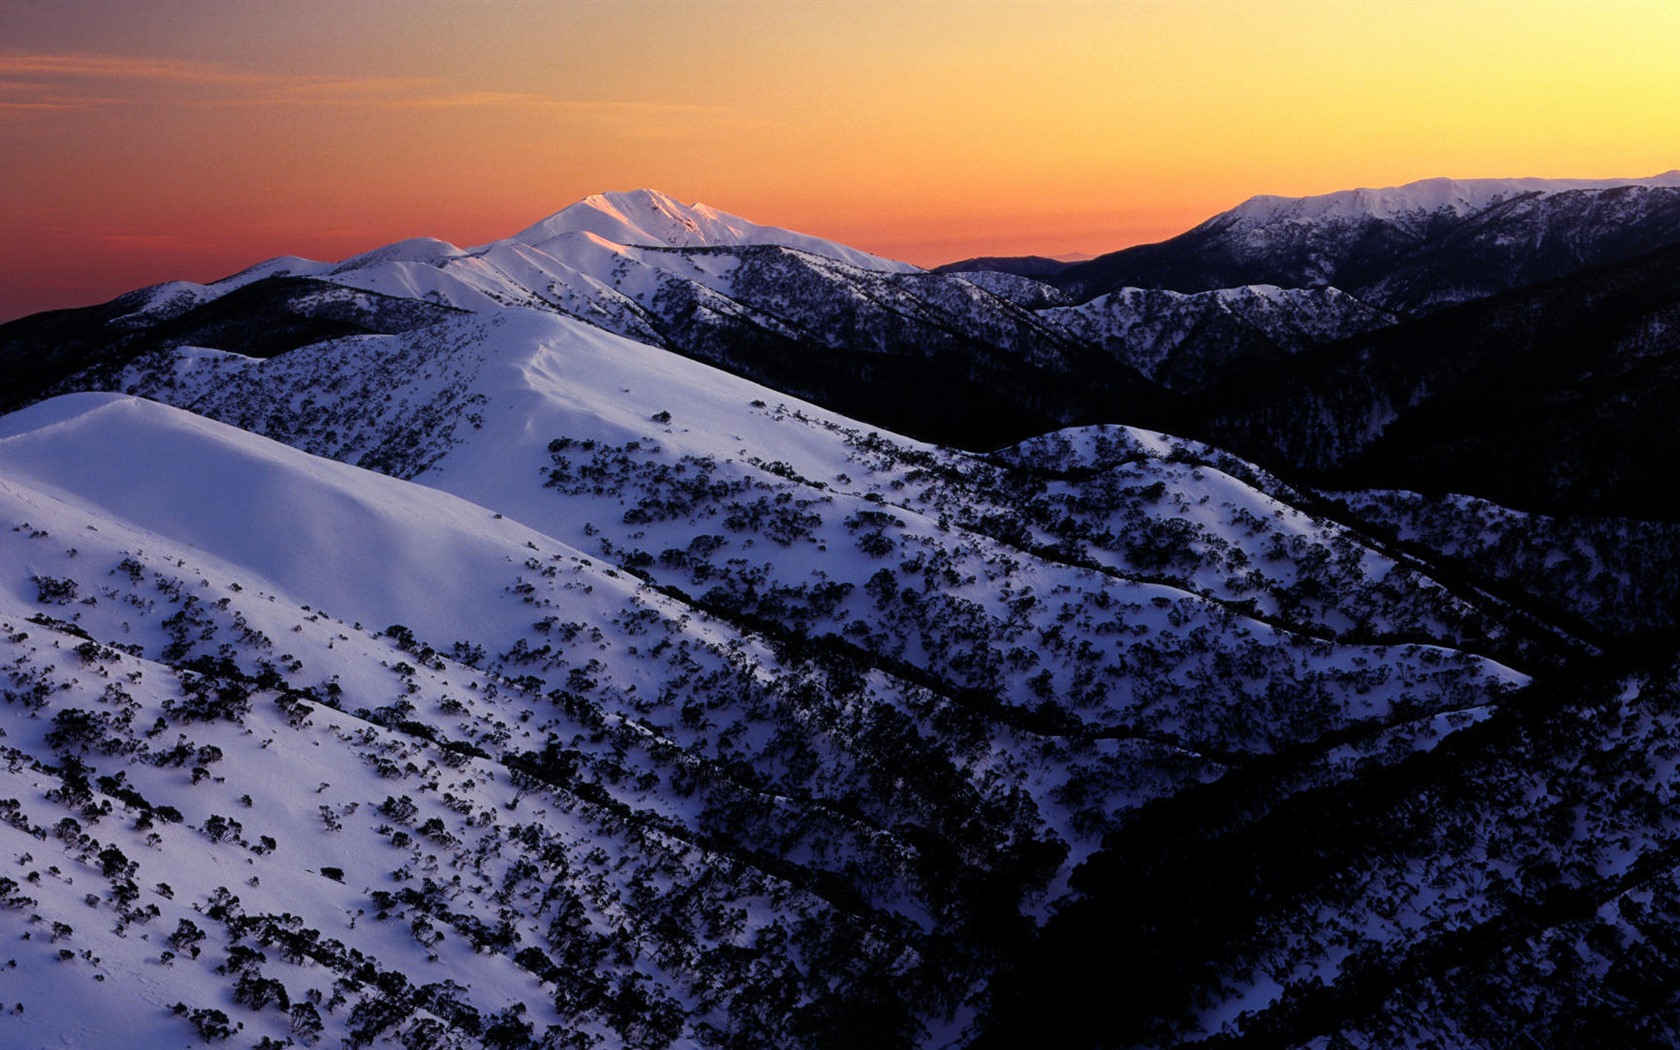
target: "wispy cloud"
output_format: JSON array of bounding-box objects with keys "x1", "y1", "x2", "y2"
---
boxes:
[
  {"x1": 0, "y1": 53, "x2": 355, "y2": 85},
  {"x1": 0, "y1": 51, "x2": 719, "y2": 117}
]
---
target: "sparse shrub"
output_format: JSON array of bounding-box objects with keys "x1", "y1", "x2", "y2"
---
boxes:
[{"x1": 32, "y1": 576, "x2": 78, "y2": 604}]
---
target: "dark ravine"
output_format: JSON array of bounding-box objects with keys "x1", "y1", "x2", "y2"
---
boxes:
[{"x1": 1182, "y1": 241, "x2": 1680, "y2": 521}]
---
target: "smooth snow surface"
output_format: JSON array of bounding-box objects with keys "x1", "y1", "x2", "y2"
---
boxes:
[{"x1": 0, "y1": 393, "x2": 615, "y2": 648}]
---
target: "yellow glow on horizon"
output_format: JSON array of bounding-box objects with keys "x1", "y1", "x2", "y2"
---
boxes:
[{"x1": 2, "y1": 0, "x2": 1677, "y2": 318}]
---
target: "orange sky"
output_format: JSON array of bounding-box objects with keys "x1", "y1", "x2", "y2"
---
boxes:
[{"x1": 3, "y1": 0, "x2": 1678, "y2": 321}]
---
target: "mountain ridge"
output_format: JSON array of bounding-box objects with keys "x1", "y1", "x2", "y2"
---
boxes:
[
  {"x1": 1054, "y1": 171, "x2": 1680, "y2": 313},
  {"x1": 0, "y1": 302, "x2": 1536, "y2": 1046},
  {"x1": 4, "y1": 171, "x2": 1680, "y2": 1048}
]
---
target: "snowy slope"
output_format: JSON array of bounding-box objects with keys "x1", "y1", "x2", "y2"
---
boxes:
[
  {"x1": 0, "y1": 392, "x2": 1049, "y2": 1046},
  {"x1": 101, "y1": 309, "x2": 1533, "y2": 749},
  {"x1": 0, "y1": 394, "x2": 939, "y2": 1047},
  {"x1": 0, "y1": 363, "x2": 1525, "y2": 1047},
  {"x1": 0, "y1": 393, "x2": 621, "y2": 647}
]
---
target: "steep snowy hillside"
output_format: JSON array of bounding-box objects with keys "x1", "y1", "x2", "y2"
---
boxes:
[
  {"x1": 1057, "y1": 172, "x2": 1680, "y2": 313},
  {"x1": 7, "y1": 394, "x2": 1039, "y2": 1047},
  {"x1": 0, "y1": 300, "x2": 1541, "y2": 1046},
  {"x1": 112, "y1": 306, "x2": 1538, "y2": 665}
]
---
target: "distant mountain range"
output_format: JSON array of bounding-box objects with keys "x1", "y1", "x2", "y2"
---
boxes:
[
  {"x1": 4, "y1": 174, "x2": 1680, "y2": 1048},
  {"x1": 12, "y1": 175, "x2": 1680, "y2": 516},
  {"x1": 944, "y1": 172, "x2": 1680, "y2": 312}
]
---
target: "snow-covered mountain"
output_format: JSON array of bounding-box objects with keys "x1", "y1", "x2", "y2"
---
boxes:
[
  {"x1": 1056, "y1": 172, "x2": 1680, "y2": 314},
  {"x1": 5, "y1": 177, "x2": 1680, "y2": 1048},
  {"x1": 0, "y1": 298, "x2": 1541, "y2": 1048},
  {"x1": 510, "y1": 190, "x2": 919, "y2": 274},
  {"x1": 127, "y1": 190, "x2": 916, "y2": 320},
  {"x1": 4, "y1": 190, "x2": 1393, "y2": 444}
]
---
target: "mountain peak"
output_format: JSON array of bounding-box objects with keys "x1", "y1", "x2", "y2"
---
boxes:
[
  {"x1": 507, "y1": 189, "x2": 918, "y2": 272},
  {"x1": 518, "y1": 188, "x2": 722, "y2": 248}
]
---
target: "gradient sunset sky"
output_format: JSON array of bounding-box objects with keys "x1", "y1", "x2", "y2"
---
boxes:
[{"x1": 3, "y1": 0, "x2": 1678, "y2": 321}]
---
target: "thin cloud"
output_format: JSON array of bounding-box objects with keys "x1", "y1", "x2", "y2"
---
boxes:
[
  {"x1": 0, "y1": 51, "x2": 720, "y2": 117},
  {"x1": 0, "y1": 53, "x2": 295, "y2": 84},
  {"x1": 0, "y1": 72, "x2": 119, "y2": 110}
]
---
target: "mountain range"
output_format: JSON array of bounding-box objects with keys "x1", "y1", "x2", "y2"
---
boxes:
[
  {"x1": 947, "y1": 172, "x2": 1680, "y2": 311},
  {"x1": 2, "y1": 173, "x2": 1679, "y2": 1048}
]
